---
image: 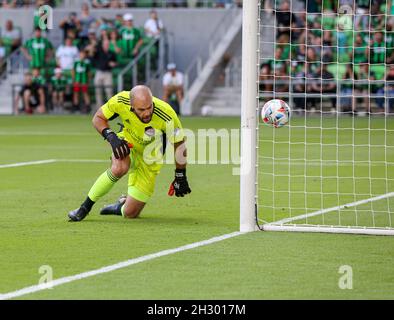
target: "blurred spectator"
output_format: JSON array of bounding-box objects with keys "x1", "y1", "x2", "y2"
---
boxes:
[
  {"x1": 167, "y1": 0, "x2": 187, "y2": 7},
  {"x1": 216, "y1": 52, "x2": 232, "y2": 85},
  {"x1": 162, "y1": 63, "x2": 184, "y2": 115},
  {"x1": 320, "y1": 63, "x2": 337, "y2": 111},
  {"x1": 292, "y1": 10, "x2": 306, "y2": 41},
  {"x1": 371, "y1": 3, "x2": 385, "y2": 31},
  {"x1": 276, "y1": 33, "x2": 291, "y2": 60},
  {"x1": 310, "y1": 34, "x2": 322, "y2": 58},
  {"x1": 1, "y1": 20, "x2": 22, "y2": 54},
  {"x1": 386, "y1": 64, "x2": 394, "y2": 112},
  {"x1": 0, "y1": 39, "x2": 6, "y2": 70},
  {"x1": 118, "y1": 13, "x2": 143, "y2": 65},
  {"x1": 306, "y1": 47, "x2": 319, "y2": 74},
  {"x1": 370, "y1": 67, "x2": 385, "y2": 110},
  {"x1": 355, "y1": 63, "x2": 371, "y2": 113},
  {"x1": 113, "y1": 14, "x2": 124, "y2": 31},
  {"x1": 306, "y1": 0, "x2": 322, "y2": 13},
  {"x1": 91, "y1": 0, "x2": 109, "y2": 8},
  {"x1": 293, "y1": 43, "x2": 306, "y2": 63},
  {"x1": 273, "y1": 63, "x2": 289, "y2": 101},
  {"x1": 98, "y1": 23, "x2": 111, "y2": 41},
  {"x1": 59, "y1": 12, "x2": 81, "y2": 42},
  {"x1": 84, "y1": 28, "x2": 98, "y2": 56},
  {"x1": 32, "y1": 67, "x2": 46, "y2": 86},
  {"x1": 33, "y1": 0, "x2": 48, "y2": 30},
  {"x1": 2, "y1": 0, "x2": 17, "y2": 8},
  {"x1": 275, "y1": 0, "x2": 296, "y2": 40},
  {"x1": 108, "y1": 29, "x2": 122, "y2": 55},
  {"x1": 351, "y1": 33, "x2": 368, "y2": 64},
  {"x1": 322, "y1": 30, "x2": 334, "y2": 62},
  {"x1": 66, "y1": 29, "x2": 81, "y2": 49},
  {"x1": 72, "y1": 50, "x2": 91, "y2": 113},
  {"x1": 308, "y1": 63, "x2": 336, "y2": 112},
  {"x1": 259, "y1": 63, "x2": 273, "y2": 97},
  {"x1": 78, "y1": 2, "x2": 97, "y2": 48},
  {"x1": 266, "y1": 46, "x2": 286, "y2": 73},
  {"x1": 21, "y1": 27, "x2": 54, "y2": 70},
  {"x1": 214, "y1": 0, "x2": 233, "y2": 8},
  {"x1": 336, "y1": 22, "x2": 349, "y2": 58},
  {"x1": 355, "y1": 0, "x2": 371, "y2": 31},
  {"x1": 91, "y1": 39, "x2": 117, "y2": 110},
  {"x1": 56, "y1": 37, "x2": 79, "y2": 76},
  {"x1": 50, "y1": 68, "x2": 68, "y2": 113},
  {"x1": 109, "y1": 0, "x2": 125, "y2": 8},
  {"x1": 144, "y1": 9, "x2": 164, "y2": 40},
  {"x1": 14, "y1": 72, "x2": 46, "y2": 115},
  {"x1": 386, "y1": 23, "x2": 394, "y2": 64},
  {"x1": 369, "y1": 31, "x2": 385, "y2": 64},
  {"x1": 291, "y1": 61, "x2": 306, "y2": 110},
  {"x1": 339, "y1": 64, "x2": 357, "y2": 113}
]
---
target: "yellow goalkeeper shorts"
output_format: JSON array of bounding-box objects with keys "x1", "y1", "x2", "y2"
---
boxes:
[{"x1": 127, "y1": 149, "x2": 160, "y2": 203}]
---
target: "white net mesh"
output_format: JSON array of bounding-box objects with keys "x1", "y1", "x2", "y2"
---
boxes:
[{"x1": 257, "y1": 0, "x2": 394, "y2": 233}]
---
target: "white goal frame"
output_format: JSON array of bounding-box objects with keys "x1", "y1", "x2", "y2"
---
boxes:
[{"x1": 239, "y1": 0, "x2": 394, "y2": 236}]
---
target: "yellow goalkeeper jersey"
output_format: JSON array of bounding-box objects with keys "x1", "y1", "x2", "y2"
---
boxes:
[{"x1": 101, "y1": 91, "x2": 184, "y2": 168}]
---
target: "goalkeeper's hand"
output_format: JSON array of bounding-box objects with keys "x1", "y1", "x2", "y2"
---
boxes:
[
  {"x1": 168, "y1": 169, "x2": 191, "y2": 197},
  {"x1": 102, "y1": 128, "x2": 131, "y2": 159}
]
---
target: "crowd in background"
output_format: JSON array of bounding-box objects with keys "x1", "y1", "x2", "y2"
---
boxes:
[
  {"x1": 2, "y1": 1, "x2": 170, "y2": 114},
  {"x1": 260, "y1": 0, "x2": 394, "y2": 114},
  {"x1": 1, "y1": 0, "x2": 240, "y2": 115},
  {"x1": 1, "y1": 0, "x2": 242, "y2": 8}
]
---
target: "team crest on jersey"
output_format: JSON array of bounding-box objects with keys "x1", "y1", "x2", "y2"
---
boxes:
[{"x1": 144, "y1": 126, "x2": 155, "y2": 137}]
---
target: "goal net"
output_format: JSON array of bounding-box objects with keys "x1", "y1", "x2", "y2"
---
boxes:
[{"x1": 240, "y1": 0, "x2": 394, "y2": 235}]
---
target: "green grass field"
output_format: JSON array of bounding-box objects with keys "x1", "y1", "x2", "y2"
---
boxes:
[{"x1": 0, "y1": 115, "x2": 393, "y2": 300}]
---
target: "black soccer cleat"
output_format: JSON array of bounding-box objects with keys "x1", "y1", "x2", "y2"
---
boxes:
[
  {"x1": 68, "y1": 206, "x2": 89, "y2": 222},
  {"x1": 100, "y1": 195, "x2": 127, "y2": 216}
]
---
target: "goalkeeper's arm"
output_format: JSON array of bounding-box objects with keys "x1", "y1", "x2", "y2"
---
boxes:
[
  {"x1": 92, "y1": 108, "x2": 130, "y2": 159},
  {"x1": 168, "y1": 139, "x2": 191, "y2": 197}
]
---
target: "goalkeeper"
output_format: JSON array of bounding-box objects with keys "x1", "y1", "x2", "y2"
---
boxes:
[{"x1": 68, "y1": 85, "x2": 191, "y2": 222}]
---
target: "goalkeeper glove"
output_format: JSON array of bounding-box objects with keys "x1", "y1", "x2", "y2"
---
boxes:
[
  {"x1": 102, "y1": 128, "x2": 131, "y2": 159},
  {"x1": 168, "y1": 168, "x2": 191, "y2": 197}
]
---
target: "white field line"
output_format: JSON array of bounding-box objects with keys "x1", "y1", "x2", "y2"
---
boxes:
[
  {"x1": 0, "y1": 131, "x2": 92, "y2": 136},
  {"x1": 0, "y1": 159, "x2": 57, "y2": 169},
  {"x1": 0, "y1": 159, "x2": 109, "y2": 169},
  {"x1": 0, "y1": 159, "x2": 389, "y2": 169},
  {"x1": 57, "y1": 159, "x2": 109, "y2": 163},
  {"x1": 266, "y1": 192, "x2": 394, "y2": 226},
  {"x1": 0, "y1": 231, "x2": 242, "y2": 300}
]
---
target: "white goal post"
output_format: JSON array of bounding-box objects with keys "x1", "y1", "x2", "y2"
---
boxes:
[
  {"x1": 240, "y1": 0, "x2": 394, "y2": 235},
  {"x1": 240, "y1": 0, "x2": 259, "y2": 232}
]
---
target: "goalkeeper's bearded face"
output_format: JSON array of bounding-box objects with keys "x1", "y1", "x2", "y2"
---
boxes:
[{"x1": 133, "y1": 102, "x2": 154, "y2": 124}]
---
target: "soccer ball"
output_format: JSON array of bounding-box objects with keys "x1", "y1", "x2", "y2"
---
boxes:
[{"x1": 261, "y1": 99, "x2": 291, "y2": 128}]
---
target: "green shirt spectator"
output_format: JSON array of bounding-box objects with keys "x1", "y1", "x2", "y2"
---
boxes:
[
  {"x1": 51, "y1": 73, "x2": 68, "y2": 92},
  {"x1": 73, "y1": 57, "x2": 91, "y2": 84},
  {"x1": 352, "y1": 34, "x2": 368, "y2": 64},
  {"x1": 369, "y1": 33, "x2": 386, "y2": 64},
  {"x1": 31, "y1": 68, "x2": 46, "y2": 86},
  {"x1": 119, "y1": 14, "x2": 144, "y2": 58},
  {"x1": 22, "y1": 28, "x2": 53, "y2": 69}
]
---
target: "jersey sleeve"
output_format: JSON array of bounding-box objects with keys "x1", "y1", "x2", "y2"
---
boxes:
[
  {"x1": 23, "y1": 39, "x2": 30, "y2": 50},
  {"x1": 165, "y1": 107, "x2": 185, "y2": 144},
  {"x1": 136, "y1": 28, "x2": 142, "y2": 40},
  {"x1": 101, "y1": 93, "x2": 120, "y2": 120}
]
